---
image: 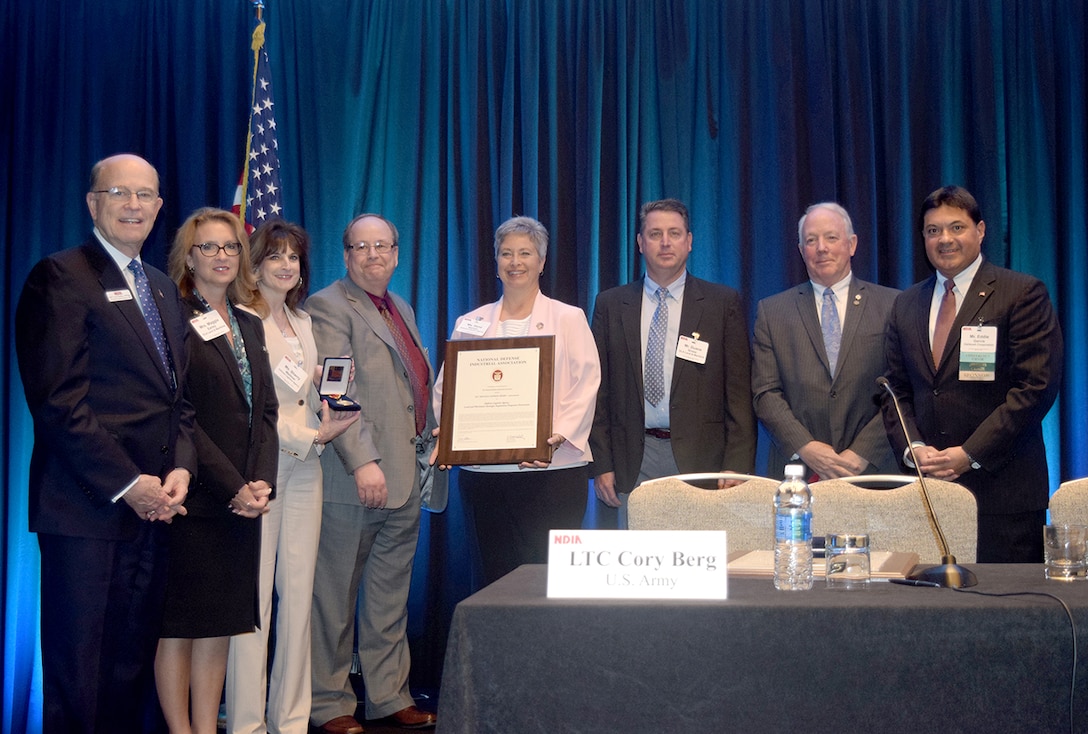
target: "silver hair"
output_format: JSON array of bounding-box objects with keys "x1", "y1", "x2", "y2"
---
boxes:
[
  {"x1": 494, "y1": 216, "x2": 548, "y2": 260},
  {"x1": 797, "y1": 202, "x2": 855, "y2": 244}
]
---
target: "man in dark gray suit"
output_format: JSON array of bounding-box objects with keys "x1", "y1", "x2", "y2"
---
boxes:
[
  {"x1": 753, "y1": 202, "x2": 899, "y2": 479},
  {"x1": 882, "y1": 186, "x2": 1062, "y2": 562},
  {"x1": 307, "y1": 214, "x2": 445, "y2": 733},
  {"x1": 591, "y1": 198, "x2": 756, "y2": 526}
]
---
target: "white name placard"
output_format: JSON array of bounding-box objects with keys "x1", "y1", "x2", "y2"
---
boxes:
[{"x1": 546, "y1": 529, "x2": 728, "y2": 600}]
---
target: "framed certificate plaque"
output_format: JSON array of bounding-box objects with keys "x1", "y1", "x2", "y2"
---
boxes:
[{"x1": 436, "y1": 336, "x2": 554, "y2": 466}]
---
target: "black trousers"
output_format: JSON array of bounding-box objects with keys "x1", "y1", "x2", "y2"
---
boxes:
[
  {"x1": 977, "y1": 509, "x2": 1047, "y2": 563},
  {"x1": 459, "y1": 465, "x2": 589, "y2": 586},
  {"x1": 38, "y1": 524, "x2": 167, "y2": 733}
]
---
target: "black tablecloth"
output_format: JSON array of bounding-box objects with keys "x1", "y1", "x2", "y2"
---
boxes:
[{"x1": 437, "y1": 564, "x2": 1088, "y2": 733}]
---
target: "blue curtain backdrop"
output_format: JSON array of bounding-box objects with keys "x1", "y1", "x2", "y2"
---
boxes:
[{"x1": 2, "y1": 1, "x2": 1085, "y2": 729}]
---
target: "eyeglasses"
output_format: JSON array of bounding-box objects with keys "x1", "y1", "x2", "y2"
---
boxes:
[
  {"x1": 91, "y1": 186, "x2": 159, "y2": 203},
  {"x1": 193, "y1": 241, "x2": 243, "y2": 257},
  {"x1": 345, "y1": 241, "x2": 395, "y2": 254}
]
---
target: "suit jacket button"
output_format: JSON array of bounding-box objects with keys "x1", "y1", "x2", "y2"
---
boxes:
[
  {"x1": 160, "y1": 445, "x2": 169, "y2": 454},
  {"x1": 298, "y1": 399, "x2": 306, "y2": 406},
  {"x1": 407, "y1": 404, "x2": 415, "y2": 412},
  {"x1": 829, "y1": 390, "x2": 837, "y2": 398},
  {"x1": 932, "y1": 389, "x2": 940, "y2": 396}
]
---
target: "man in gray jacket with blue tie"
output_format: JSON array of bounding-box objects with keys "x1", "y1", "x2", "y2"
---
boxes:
[{"x1": 752, "y1": 202, "x2": 899, "y2": 479}]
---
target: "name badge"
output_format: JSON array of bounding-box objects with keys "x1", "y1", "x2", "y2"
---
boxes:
[
  {"x1": 959, "y1": 325, "x2": 997, "y2": 381},
  {"x1": 676, "y1": 334, "x2": 709, "y2": 364},
  {"x1": 106, "y1": 288, "x2": 133, "y2": 302},
  {"x1": 274, "y1": 355, "x2": 308, "y2": 393},
  {"x1": 456, "y1": 318, "x2": 490, "y2": 337},
  {"x1": 190, "y1": 311, "x2": 229, "y2": 341}
]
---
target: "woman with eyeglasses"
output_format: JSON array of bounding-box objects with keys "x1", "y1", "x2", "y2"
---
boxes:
[
  {"x1": 434, "y1": 216, "x2": 601, "y2": 587},
  {"x1": 156, "y1": 208, "x2": 278, "y2": 734},
  {"x1": 225, "y1": 219, "x2": 358, "y2": 734}
]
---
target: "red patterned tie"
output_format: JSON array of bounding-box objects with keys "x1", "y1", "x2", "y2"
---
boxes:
[
  {"x1": 932, "y1": 279, "x2": 956, "y2": 369},
  {"x1": 378, "y1": 299, "x2": 428, "y2": 436}
]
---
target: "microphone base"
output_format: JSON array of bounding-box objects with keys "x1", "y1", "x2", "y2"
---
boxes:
[{"x1": 907, "y1": 556, "x2": 978, "y2": 588}]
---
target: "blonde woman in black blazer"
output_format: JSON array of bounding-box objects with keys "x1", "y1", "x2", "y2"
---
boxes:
[{"x1": 157, "y1": 208, "x2": 279, "y2": 734}]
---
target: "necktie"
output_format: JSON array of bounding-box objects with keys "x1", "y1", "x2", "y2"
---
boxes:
[
  {"x1": 821, "y1": 287, "x2": 841, "y2": 378},
  {"x1": 932, "y1": 279, "x2": 956, "y2": 369},
  {"x1": 127, "y1": 260, "x2": 173, "y2": 384},
  {"x1": 378, "y1": 299, "x2": 428, "y2": 436},
  {"x1": 644, "y1": 286, "x2": 669, "y2": 406}
]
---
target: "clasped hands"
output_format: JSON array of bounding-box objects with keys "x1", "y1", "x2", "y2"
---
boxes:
[
  {"x1": 229, "y1": 480, "x2": 273, "y2": 518},
  {"x1": 912, "y1": 444, "x2": 972, "y2": 481},
  {"x1": 797, "y1": 441, "x2": 867, "y2": 480},
  {"x1": 125, "y1": 468, "x2": 190, "y2": 522}
]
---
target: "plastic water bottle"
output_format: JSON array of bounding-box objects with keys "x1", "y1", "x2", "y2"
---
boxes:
[{"x1": 773, "y1": 464, "x2": 813, "y2": 590}]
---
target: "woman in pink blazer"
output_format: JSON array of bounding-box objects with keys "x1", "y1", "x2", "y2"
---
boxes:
[{"x1": 435, "y1": 216, "x2": 600, "y2": 586}]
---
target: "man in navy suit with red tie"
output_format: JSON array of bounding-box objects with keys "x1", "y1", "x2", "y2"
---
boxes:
[
  {"x1": 16, "y1": 154, "x2": 196, "y2": 732},
  {"x1": 882, "y1": 185, "x2": 1062, "y2": 562}
]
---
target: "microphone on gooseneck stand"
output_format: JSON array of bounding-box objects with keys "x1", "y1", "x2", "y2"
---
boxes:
[{"x1": 877, "y1": 377, "x2": 978, "y2": 589}]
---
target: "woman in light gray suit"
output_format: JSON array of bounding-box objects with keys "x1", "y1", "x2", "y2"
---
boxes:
[{"x1": 227, "y1": 221, "x2": 357, "y2": 734}]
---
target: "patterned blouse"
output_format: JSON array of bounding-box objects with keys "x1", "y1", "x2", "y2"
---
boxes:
[{"x1": 194, "y1": 290, "x2": 253, "y2": 421}]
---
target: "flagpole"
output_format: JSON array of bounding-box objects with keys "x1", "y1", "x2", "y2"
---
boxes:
[
  {"x1": 238, "y1": 0, "x2": 265, "y2": 224},
  {"x1": 234, "y1": 0, "x2": 283, "y2": 231}
]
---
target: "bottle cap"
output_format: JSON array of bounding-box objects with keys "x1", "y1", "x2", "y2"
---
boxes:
[{"x1": 784, "y1": 464, "x2": 804, "y2": 479}]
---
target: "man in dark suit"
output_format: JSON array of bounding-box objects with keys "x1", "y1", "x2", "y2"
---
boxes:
[
  {"x1": 882, "y1": 185, "x2": 1062, "y2": 562},
  {"x1": 753, "y1": 203, "x2": 899, "y2": 479},
  {"x1": 307, "y1": 214, "x2": 444, "y2": 734},
  {"x1": 15, "y1": 153, "x2": 195, "y2": 732},
  {"x1": 590, "y1": 198, "x2": 756, "y2": 525}
]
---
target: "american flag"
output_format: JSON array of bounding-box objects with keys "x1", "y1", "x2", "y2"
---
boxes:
[{"x1": 233, "y1": 11, "x2": 283, "y2": 231}]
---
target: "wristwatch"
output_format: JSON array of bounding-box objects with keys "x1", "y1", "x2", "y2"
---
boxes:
[{"x1": 965, "y1": 451, "x2": 981, "y2": 470}]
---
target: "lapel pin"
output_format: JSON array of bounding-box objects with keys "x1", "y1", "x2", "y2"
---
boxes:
[
  {"x1": 692, "y1": 332, "x2": 700, "y2": 340},
  {"x1": 853, "y1": 294, "x2": 861, "y2": 305}
]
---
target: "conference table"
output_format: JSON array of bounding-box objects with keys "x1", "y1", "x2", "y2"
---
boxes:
[{"x1": 437, "y1": 564, "x2": 1088, "y2": 733}]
